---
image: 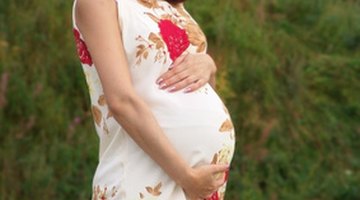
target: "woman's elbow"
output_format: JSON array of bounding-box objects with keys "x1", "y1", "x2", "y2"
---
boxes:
[{"x1": 106, "y1": 92, "x2": 139, "y2": 116}]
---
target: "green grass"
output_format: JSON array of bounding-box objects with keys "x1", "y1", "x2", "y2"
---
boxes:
[{"x1": 1, "y1": 0, "x2": 359, "y2": 199}]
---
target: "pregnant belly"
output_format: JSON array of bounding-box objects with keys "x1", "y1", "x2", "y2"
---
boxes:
[
  {"x1": 144, "y1": 84, "x2": 236, "y2": 166},
  {"x1": 158, "y1": 113, "x2": 235, "y2": 167}
]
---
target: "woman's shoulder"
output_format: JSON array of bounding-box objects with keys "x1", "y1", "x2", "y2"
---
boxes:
[
  {"x1": 75, "y1": 0, "x2": 118, "y2": 17},
  {"x1": 74, "y1": 0, "x2": 120, "y2": 28}
]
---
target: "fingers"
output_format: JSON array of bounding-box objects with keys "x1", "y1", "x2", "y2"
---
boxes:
[
  {"x1": 155, "y1": 53, "x2": 213, "y2": 93},
  {"x1": 166, "y1": 75, "x2": 199, "y2": 92},
  {"x1": 201, "y1": 189, "x2": 215, "y2": 200},
  {"x1": 159, "y1": 70, "x2": 193, "y2": 92},
  {"x1": 156, "y1": 62, "x2": 189, "y2": 87},
  {"x1": 158, "y1": 76, "x2": 206, "y2": 93},
  {"x1": 201, "y1": 178, "x2": 226, "y2": 200},
  {"x1": 215, "y1": 176, "x2": 227, "y2": 188},
  {"x1": 157, "y1": 64, "x2": 205, "y2": 92},
  {"x1": 184, "y1": 165, "x2": 226, "y2": 199},
  {"x1": 161, "y1": 77, "x2": 207, "y2": 93},
  {"x1": 183, "y1": 79, "x2": 206, "y2": 93},
  {"x1": 209, "y1": 164, "x2": 229, "y2": 185},
  {"x1": 156, "y1": 53, "x2": 188, "y2": 84},
  {"x1": 211, "y1": 164, "x2": 229, "y2": 174}
]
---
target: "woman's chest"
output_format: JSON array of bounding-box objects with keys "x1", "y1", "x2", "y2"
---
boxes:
[{"x1": 118, "y1": 0, "x2": 208, "y2": 67}]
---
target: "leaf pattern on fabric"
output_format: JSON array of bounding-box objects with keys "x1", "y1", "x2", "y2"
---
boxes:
[
  {"x1": 107, "y1": 110, "x2": 114, "y2": 119},
  {"x1": 91, "y1": 105, "x2": 102, "y2": 126},
  {"x1": 137, "y1": 0, "x2": 160, "y2": 9},
  {"x1": 145, "y1": 12, "x2": 161, "y2": 23},
  {"x1": 139, "y1": 182, "x2": 163, "y2": 199},
  {"x1": 92, "y1": 95, "x2": 113, "y2": 132},
  {"x1": 92, "y1": 185, "x2": 118, "y2": 200},
  {"x1": 134, "y1": 0, "x2": 207, "y2": 65},
  {"x1": 98, "y1": 94, "x2": 107, "y2": 106},
  {"x1": 103, "y1": 120, "x2": 109, "y2": 134},
  {"x1": 184, "y1": 22, "x2": 206, "y2": 52},
  {"x1": 174, "y1": 5, "x2": 207, "y2": 52},
  {"x1": 206, "y1": 146, "x2": 234, "y2": 200},
  {"x1": 149, "y1": 33, "x2": 165, "y2": 49},
  {"x1": 135, "y1": 34, "x2": 168, "y2": 65},
  {"x1": 219, "y1": 119, "x2": 234, "y2": 132},
  {"x1": 146, "y1": 182, "x2": 162, "y2": 196},
  {"x1": 211, "y1": 146, "x2": 233, "y2": 178},
  {"x1": 141, "y1": 12, "x2": 190, "y2": 62}
]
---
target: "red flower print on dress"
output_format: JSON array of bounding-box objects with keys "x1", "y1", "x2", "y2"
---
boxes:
[
  {"x1": 205, "y1": 191, "x2": 219, "y2": 200},
  {"x1": 73, "y1": 28, "x2": 93, "y2": 66},
  {"x1": 224, "y1": 169, "x2": 229, "y2": 182},
  {"x1": 158, "y1": 19, "x2": 190, "y2": 61}
]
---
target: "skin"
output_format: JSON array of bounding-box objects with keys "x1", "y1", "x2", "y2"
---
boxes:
[
  {"x1": 156, "y1": 52, "x2": 217, "y2": 93},
  {"x1": 75, "y1": 0, "x2": 225, "y2": 199}
]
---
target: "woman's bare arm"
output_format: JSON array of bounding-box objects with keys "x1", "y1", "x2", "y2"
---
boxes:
[{"x1": 74, "y1": 0, "x2": 227, "y2": 198}]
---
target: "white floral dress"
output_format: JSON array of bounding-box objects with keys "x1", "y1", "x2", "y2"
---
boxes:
[{"x1": 71, "y1": 0, "x2": 236, "y2": 199}]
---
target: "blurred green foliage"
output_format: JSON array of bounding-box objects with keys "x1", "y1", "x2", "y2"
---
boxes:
[{"x1": 0, "y1": 0, "x2": 359, "y2": 199}]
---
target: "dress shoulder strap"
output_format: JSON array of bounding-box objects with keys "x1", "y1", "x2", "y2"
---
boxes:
[{"x1": 71, "y1": 0, "x2": 79, "y2": 30}]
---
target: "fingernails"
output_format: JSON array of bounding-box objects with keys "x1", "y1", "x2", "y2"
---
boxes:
[
  {"x1": 156, "y1": 78, "x2": 163, "y2": 84},
  {"x1": 159, "y1": 83, "x2": 167, "y2": 89},
  {"x1": 167, "y1": 86, "x2": 176, "y2": 92},
  {"x1": 184, "y1": 87, "x2": 191, "y2": 93}
]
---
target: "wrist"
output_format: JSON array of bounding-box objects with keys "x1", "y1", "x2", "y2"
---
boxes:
[{"x1": 176, "y1": 166, "x2": 194, "y2": 187}]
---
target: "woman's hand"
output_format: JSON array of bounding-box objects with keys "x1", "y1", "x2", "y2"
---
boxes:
[
  {"x1": 155, "y1": 53, "x2": 217, "y2": 93},
  {"x1": 180, "y1": 164, "x2": 229, "y2": 200}
]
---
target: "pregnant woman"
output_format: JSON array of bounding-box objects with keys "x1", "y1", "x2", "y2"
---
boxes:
[{"x1": 72, "y1": 0, "x2": 235, "y2": 199}]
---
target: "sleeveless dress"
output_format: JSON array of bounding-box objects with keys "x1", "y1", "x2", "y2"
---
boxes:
[{"x1": 71, "y1": 0, "x2": 236, "y2": 199}]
